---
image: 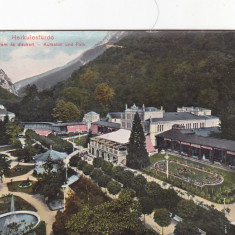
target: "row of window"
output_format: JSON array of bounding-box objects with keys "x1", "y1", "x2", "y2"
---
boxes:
[
  {"x1": 157, "y1": 125, "x2": 164, "y2": 132},
  {"x1": 185, "y1": 122, "x2": 205, "y2": 129}
]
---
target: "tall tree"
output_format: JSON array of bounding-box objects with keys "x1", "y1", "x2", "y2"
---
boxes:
[
  {"x1": 176, "y1": 200, "x2": 197, "y2": 219},
  {"x1": 126, "y1": 112, "x2": 149, "y2": 169},
  {"x1": 154, "y1": 208, "x2": 171, "y2": 235},
  {"x1": 174, "y1": 220, "x2": 200, "y2": 235},
  {"x1": 84, "y1": 129, "x2": 92, "y2": 148},
  {"x1": 53, "y1": 100, "x2": 80, "y2": 122}
]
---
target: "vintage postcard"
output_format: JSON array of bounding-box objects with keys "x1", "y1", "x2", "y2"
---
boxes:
[{"x1": 0, "y1": 30, "x2": 235, "y2": 235}]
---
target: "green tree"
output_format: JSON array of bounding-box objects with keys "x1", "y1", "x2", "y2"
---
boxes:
[
  {"x1": 139, "y1": 196, "x2": 155, "y2": 224},
  {"x1": 118, "y1": 170, "x2": 135, "y2": 188},
  {"x1": 94, "y1": 82, "x2": 115, "y2": 105},
  {"x1": 0, "y1": 154, "x2": 10, "y2": 182},
  {"x1": 69, "y1": 154, "x2": 80, "y2": 167},
  {"x1": 154, "y1": 208, "x2": 171, "y2": 235},
  {"x1": 97, "y1": 174, "x2": 112, "y2": 188},
  {"x1": 6, "y1": 121, "x2": 22, "y2": 146},
  {"x1": 53, "y1": 100, "x2": 80, "y2": 122},
  {"x1": 132, "y1": 174, "x2": 147, "y2": 196},
  {"x1": 82, "y1": 164, "x2": 94, "y2": 175},
  {"x1": 84, "y1": 130, "x2": 92, "y2": 148},
  {"x1": 101, "y1": 161, "x2": 113, "y2": 175},
  {"x1": 176, "y1": 200, "x2": 197, "y2": 219},
  {"x1": 66, "y1": 192, "x2": 146, "y2": 235},
  {"x1": 90, "y1": 168, "x2": 103, "y2": 182},
  {"x1": 77, "y1": 160, "x2": 87, "y2": 170},
  {"x1": 174, "y1": 220, "x2": 200, "y2": 235},
  {"x1": 107, "y1": 180, "x2": 121, "y2": 196},
  {"x1": 145, "y1": 181, "x2": 163, "y2": 203},
  {"x1": 93, "y1": 157, "x2": 104, "y2": 168},
  {"x1": 126, "y1": 112, "x2": 149, "y2": 169},
  {"x1": 112, "y1": 166, "x2": 124, "y2": 181}
]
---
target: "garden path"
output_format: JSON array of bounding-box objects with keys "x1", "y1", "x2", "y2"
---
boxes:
[
  {"x1": 0, "y1": 164, "x2": 56, "y2": 234},
  {"x1": 127, "y1": 168, "x2": 235, "y2": 224}
]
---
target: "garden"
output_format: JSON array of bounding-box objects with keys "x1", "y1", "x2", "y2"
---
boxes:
[
  {"x1": 143, "y1": 154, "x2": 235, "y2": 204},
  {"x1": 0, "y1": 194, "x2": 36, "y2": 214},
  {"x1": 5, "y1": 165, "x2": 35, "y2": 178},
  {"x1": 65, "y1": 156, "x2": 235, "y2": 235},
  {"x1": 7, "y1": 180, "x2": 35, "y2": 194},
  {"x1": 153, "y1": 160, "x2": 223, "y2": 187}
]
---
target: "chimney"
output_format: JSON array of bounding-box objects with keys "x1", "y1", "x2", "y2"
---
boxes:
[{"x1": 125, "y1": 104, "x2": 127, "y2": 110}]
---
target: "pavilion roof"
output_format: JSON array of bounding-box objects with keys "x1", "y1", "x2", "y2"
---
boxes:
[{"x1": 158, "y1": 129, "x2": 235, "y2": 152}]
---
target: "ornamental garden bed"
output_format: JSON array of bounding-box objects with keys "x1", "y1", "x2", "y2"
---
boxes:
[
  {"x1": 5, "y1": 165, "x2": 35, "y2": 178},
  {"x1": 7, "y1": 180, "x2": 35, "y2": 194},
  {"x1": 153, "y1": 160, "x2": 223, "y2": 187},
  {"x1": 0, "y1": 195, "x2": 36, "y2": 214},
  {"x1": 143, "y1": 153, "x2": 235, "y2": 204}
]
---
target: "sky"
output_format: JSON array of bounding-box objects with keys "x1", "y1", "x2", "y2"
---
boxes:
[{"x1": 0, "y1": 31, "x2": 108, "y2": 83}]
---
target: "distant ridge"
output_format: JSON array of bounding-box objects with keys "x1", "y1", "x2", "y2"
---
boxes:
[
  {"x1": 0, "y1": 69, "x2": 17, "y2": 95},
  {"x1": 15, "y1": 31, "x2": 129, "y2": 95}
]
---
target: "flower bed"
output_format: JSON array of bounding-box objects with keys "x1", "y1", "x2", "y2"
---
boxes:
[{"x1": 153, "y1": 160, "x2": 223, "y2": 187}]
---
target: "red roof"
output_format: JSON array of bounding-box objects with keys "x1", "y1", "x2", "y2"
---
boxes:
[
  {"x1": 146, "y1": 135, "x2": 155, "y2": 153},
  {"x1": 35, "y1": 129, "x2": 52, "y2": 136},
  {"x1": 67, "y1": 125, "x2": 87, "y2": 133}
]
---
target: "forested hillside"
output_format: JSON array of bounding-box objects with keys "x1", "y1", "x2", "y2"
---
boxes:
[
  {"x1": 0, "y1": 87, "x2": 18, "y2": 104},
  {"x1": 7, "y1": 31, "x2": 235, "y2": 139}
]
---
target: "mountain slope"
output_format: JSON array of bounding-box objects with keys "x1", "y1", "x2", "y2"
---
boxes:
[
  {"x1": 15, "y1": 31, "x2": 129, "y2": 94},
  {"x1": 0, "y1": 86, "x2": 18, "y2": 104},
  {"x1": 0, "y1": 69, "x2": 17, "y2": 95},
  {"x1": 50, "y1": 31, "x2": 235, "y2": 116}
]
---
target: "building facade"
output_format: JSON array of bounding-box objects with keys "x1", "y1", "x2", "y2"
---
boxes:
[
  {"x1": 89, "y1": 129, "x2": 156, "y2": 166},
  {"x1": 116, "y1": 104, "x2": 220, "y2": 146},
  {"x1": 157, "y1": 129, "x2": 235, "y2": 167},
  {"x1": 0, "y1": 105, "x2": 15, "y2": 122},
  {"x1": 89, "y1": 129, "x2": 130, "y2": 165}
]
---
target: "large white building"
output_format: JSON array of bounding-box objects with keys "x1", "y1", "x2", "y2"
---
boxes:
[
  {"x1": 0, "y1": 105, "x2": 15, "y2": 122},
  {"x1": 117, "y1": 104, "x2": 220, "y2": 146},
  {"x1": 89, "y1": 129, "x2": 155, "y2": 166}
]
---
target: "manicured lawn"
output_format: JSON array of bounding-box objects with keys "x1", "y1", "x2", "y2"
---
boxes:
[
  {"x1": 144, "y1": 153, "x2": 235, "y2": 204},
  {"x1": 74, "y1": 136, "x2": 87, "y2": 146},
  {"x1": 0, "y1": 195, "x2": 37, "y2": 214},
  {"x1": 5, "y1": 165, "x2": 35, "y2": 178},
  {"x1": 7, "y1": 180, "x2": 35, "y2": 194},
  {"x1": 153, "y1": 159, "x2": 223, "y2": 186}
]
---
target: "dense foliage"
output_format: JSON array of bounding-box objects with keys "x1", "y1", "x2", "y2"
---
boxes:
[
  {"x1": 25, "y1": 129, "x2": 73, "y2": 153},
  {"x1": 68, "y1": 156, "x2": 235, "y2": 234}
]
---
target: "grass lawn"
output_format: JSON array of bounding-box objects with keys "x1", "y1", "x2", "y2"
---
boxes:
[
  {"x1": 0, "y1": 194, "x2": 37, "y2": 214},
  {"x1": 5, "y1": 165, "x2": 35, "y2": 178},
  {"x1": 7, "y1": 180, "x2": 35, "y2": 194},
  {"x1": 74, "y1": 136, "x2": 87, "y2": 146},
  {"x1": 144, "y1": 153, "x2": 235, "y2": 204}
]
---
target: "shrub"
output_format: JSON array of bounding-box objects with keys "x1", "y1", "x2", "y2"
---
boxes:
[
  {"x1": 107, "y1": 181, "x2": 121, "y2": 196},
  {"x1": 77, "y1": 160, "x2": 87, "y2": 170},
  {"x1": 90, "y1": 168, "x2": 103, "y2": 182},
  {"x1": 98, "y1": 174, "x2": 112, "y2": 188},
  {"x1": 82, "y1": 164, "x2": 94, "y2": 175}
]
